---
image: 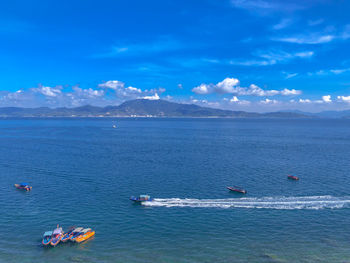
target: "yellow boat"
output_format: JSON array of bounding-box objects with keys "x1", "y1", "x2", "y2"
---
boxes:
[{"x1": 75, "y1": 228, "x2": 95, "y2": 243}]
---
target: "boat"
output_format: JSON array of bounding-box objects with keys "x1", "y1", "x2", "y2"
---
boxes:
[
  {"x1": 227, "y1": 186, "x2": 247, "y2": 194},
  {"x1": 50, "y1": 225, "x2": 63, "y2": 246},
  {"x1": 61, "y1": 227, "x2": 76, "y2": 242},
  {"x1": 74, "y1": 228, "x2": 95, "y2": 243},
  {"x1": 42, "y1": 231, "x2": 53, "y2": 246},
  {"x1": 70, "y1": 227, "x2": 84, "y2": 241},
  {"x1": 112, "y1": 124, "x2": 117, "y2": 128},
  {"x1": 14, "y1": 183, "x2": 32, "y2": 191},
  {"x1": 130, "y1": 195, "x2": 153, "y2": 202},
  {"x1": 288, "y1": 175, "x2": 299, "y2": 180}
]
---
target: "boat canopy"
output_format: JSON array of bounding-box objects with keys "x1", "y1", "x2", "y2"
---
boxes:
[
  {"x1": 43, "y1": 231, "x2": 53, "y2": 236},
  {"x1": 81, "y1": 228, "x2": 91, "y2": 233},
  {"x1": 20, "y1": 183, "x2": 29, "y2": 186},
  {"x1": 53, "y1": 228, "x2": 63, "y2": 235},
  {"x1": 73, "y1": 227, "x2": 83, "y2": 232},
  {"x1": 140, "y1": 195, "x2": 150, "y2": 198}
]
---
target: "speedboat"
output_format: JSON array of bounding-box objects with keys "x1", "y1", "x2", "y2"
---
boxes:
[
  {"x1": 14, "y1": 183, "x2": 32, "y2": 191},
  {"x1": 287, "y1": 175, "x2": 299, "y2": 180},
  {"x1": 130, "y1": 195, "x2": 153, "y2": 202},
  {"x1": 61, "y1": 227, "x2": 76, "y2": 242},
  {"x1": 74, "y1": 228, "x2": 95, "y2": 243},
  {"x1": 70, "y1": 227, "x2": 84, "y2": 241},
  {"x1": 50, "y1": 225, "x2": 63, "y2": 246},
  {"x1": 42, "y1": 231, "x2": 53, "y2": 246},
  {"x1": 227, "y1": 186, "x2": 247, "y2": 194}
]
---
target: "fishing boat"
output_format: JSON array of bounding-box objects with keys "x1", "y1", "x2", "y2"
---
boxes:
[
  {"x1": 61, "y1": 227, "x2": 76, "y2": 242},
  {"x1": 42, "y1": 231, "x2": 53, "y2": 246},
  {"x1": 130, "y1": 195, "x2": 153, "y2": 202},
  {"x1": 50, "y1": 225, "x2": 63, "y2": 246},
  {"x1": 227, "y1": 186, "x2": 247, "y2": 194},
  {"x1": 287, "y1": 175, "x2": 299, "y2": 180},
  {"x1": 75, "y1": 228, "x2": 95, "y2": 243},
  {"x1": 14, "y1": 183, "x2": 32, "y2": 191},
  {"x1": 70, "y1": 227, "x2": 84, "y2": 241}
]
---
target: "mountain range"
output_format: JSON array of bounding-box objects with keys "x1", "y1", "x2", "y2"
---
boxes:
[{"x1": 0, "y1": 99, "x2": 348, "y2": 118}]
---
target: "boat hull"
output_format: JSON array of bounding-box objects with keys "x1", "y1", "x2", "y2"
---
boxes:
[
  {"x1": 50, "y1": 236, "x2": 62, "y2": 246},
  {"x1": 42, "y1": 239, "x2": 52, "y2": 246},
  {"x1": 227, "y1": 187, "x2": 247, "y2": 194},
  {"x1": 14, "y1": 184, "x2": 32, "y2": 191},
  {"x1": 75, "y1": 231, "x2": 95, "y2": 243},
  {"x1": 287, "y1": 175, "x2": 299, "y2": 180}
]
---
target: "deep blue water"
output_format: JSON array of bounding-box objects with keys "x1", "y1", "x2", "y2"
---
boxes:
[{"x1": 1, "y1": 118, "x2": 350, "y2": 262}]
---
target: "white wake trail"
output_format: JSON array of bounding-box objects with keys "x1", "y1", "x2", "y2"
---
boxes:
[{"x1": 143, "y1": 196, "x2": 350, "y2": 210}]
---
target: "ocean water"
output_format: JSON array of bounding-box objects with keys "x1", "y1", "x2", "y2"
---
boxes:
[{"x1": 1, "y1": 118, "x2": 350, "y2": 263}]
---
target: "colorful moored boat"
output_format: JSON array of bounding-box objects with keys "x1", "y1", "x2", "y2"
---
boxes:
[
  {"x1": 14, "y1": 183, "x2": 32, "y2": 191},
  {"x1": 130, "y1": 195, "x2": 153, "y2": 202},
  {"x1": 50, "y1": 226, "x2": 63, "y2": 246},
  {"x1": 74, "y1": 228, "x2": 95, "y2": 243},
  {"x1": 61, "y1": 227, "x2": 76, "y2": 242},
  {"x1": 287, "y1": 175, "x2": 299, "y2": 180},
  {"x1": 227, "y1": 186, "x2": 247, "y2": 194},
  {"x1": 42, "y1": 231, "x2": 53, "y2": 246},
  {"x1": 70, "y1": 227, "x2": 84, "y2": 241}
]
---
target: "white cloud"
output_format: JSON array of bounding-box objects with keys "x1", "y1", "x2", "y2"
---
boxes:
[
  {"x1": 230, "y1": 96, "x2": 240, "y2": 102},
  {"x1": 230, "y1": 49, "x2": 314, "y2": 66},
  {"x1": 126, "y1": 86, "x2": 142, "y2": 93},
  {"x1": 260, "y1": 98, "x2": 278, "y2": 104},
  {"x1": 322, "y1": 95, "x2": 332, "y2": 103},
  {"x1": 98, "y1": 80, "x2": 125, "y2": 90},
  {"x1": 192, "y1": 77, "x2": 301, "y2": 96},
  {"x1": 142, "y1": 93, "x2": 160, "y2": 100},
  {"x1": 229, "y1": 96, "x2": 251, "y2": 105},
  {"x1": 299, "y1": 99, "x2": 311, "y2": 103},
  {"x1": 275, "y1": 35, "x2": 335, "y2": 44},
  {"x1": 192, "y1": 83, "x2": 213, "y2": 94},
  {"x1": 32, "y1": 85, "x2": 62, "y2": 97},
  {"x1": 274, "y1": 25, "x2": 350, "y2": 45},
  {"x1": 281, "y1": 88, "x2": 302, "y2": 95},
  {"x1": 284, "y1": 72, "x2": 298, "y2": 79},
  {"x1": 337, "y1": 96, "x2": 350, "y2": 103},
  {"x1": 216, "y1": 78, "x2": 241, "y2": 93},
  {"x1": 72, "y1": 87, "x2": 105, "y2": 98}
]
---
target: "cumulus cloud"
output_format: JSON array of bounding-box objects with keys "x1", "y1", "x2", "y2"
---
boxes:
[
  {"x1": 192, "y1": 83, "x2": 213, "y2": 95},
  {"x1": 280, "y1": 88, "x2": 302, "y2": 95},
  {"x1": 98, "y1": 80, "x2": 125, "y2": 90},
  {"x1": 32, "y1": 85, "x2": 62, "y2": 97},
  {"x1": 192, "y1": 77, "x2": 301, "y2": 96},
  {"x1": 0, "y1": 80, "x2": 164, "y2": 107},
  {"x1": 337, "y1": 96, "x2": 350, "y2": 103},
  {"x1": 322, "y1": 95, "x2": 332, "y2": 103},
  {"x1": 229, "y1": 96, "x2": 250, "y2": 105},
  {"x1": 98, "y1": 80, "x2": 159, "y2": 100},
  {"x1": 143, "y1": 93, "x2": 160, "y2": 100}
]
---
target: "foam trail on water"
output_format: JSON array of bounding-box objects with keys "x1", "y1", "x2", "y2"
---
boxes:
[{"x1": 143, "y1": 196, "x2": 350, "y2": 210}]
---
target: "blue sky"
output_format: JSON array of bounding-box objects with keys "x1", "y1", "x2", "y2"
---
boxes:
[{"x1": 1, "y1": 0, "x2": 350, "y2": 112}]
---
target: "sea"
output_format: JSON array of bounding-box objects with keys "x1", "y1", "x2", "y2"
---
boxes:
[{"x1": 1, "y1": 118, "x2": 350, "y2": 263}]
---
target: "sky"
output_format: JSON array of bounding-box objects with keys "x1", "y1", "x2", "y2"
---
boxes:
[{"x1": 0, "y1": 0, "x2": 350, "y2": 112}]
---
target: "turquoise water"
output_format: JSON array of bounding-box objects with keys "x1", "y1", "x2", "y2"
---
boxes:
[{"x1": 1, "y1": 118, "x2": 350, "y2": 262}]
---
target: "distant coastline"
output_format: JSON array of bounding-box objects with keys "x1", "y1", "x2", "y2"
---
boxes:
[{"x1": 0, "y1": 99, "x2": 349, "y2": 118}]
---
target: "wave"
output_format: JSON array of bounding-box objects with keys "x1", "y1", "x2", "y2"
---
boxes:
[{"x1": 143, "y1": 195, "x2": 350, "y2": 210}]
